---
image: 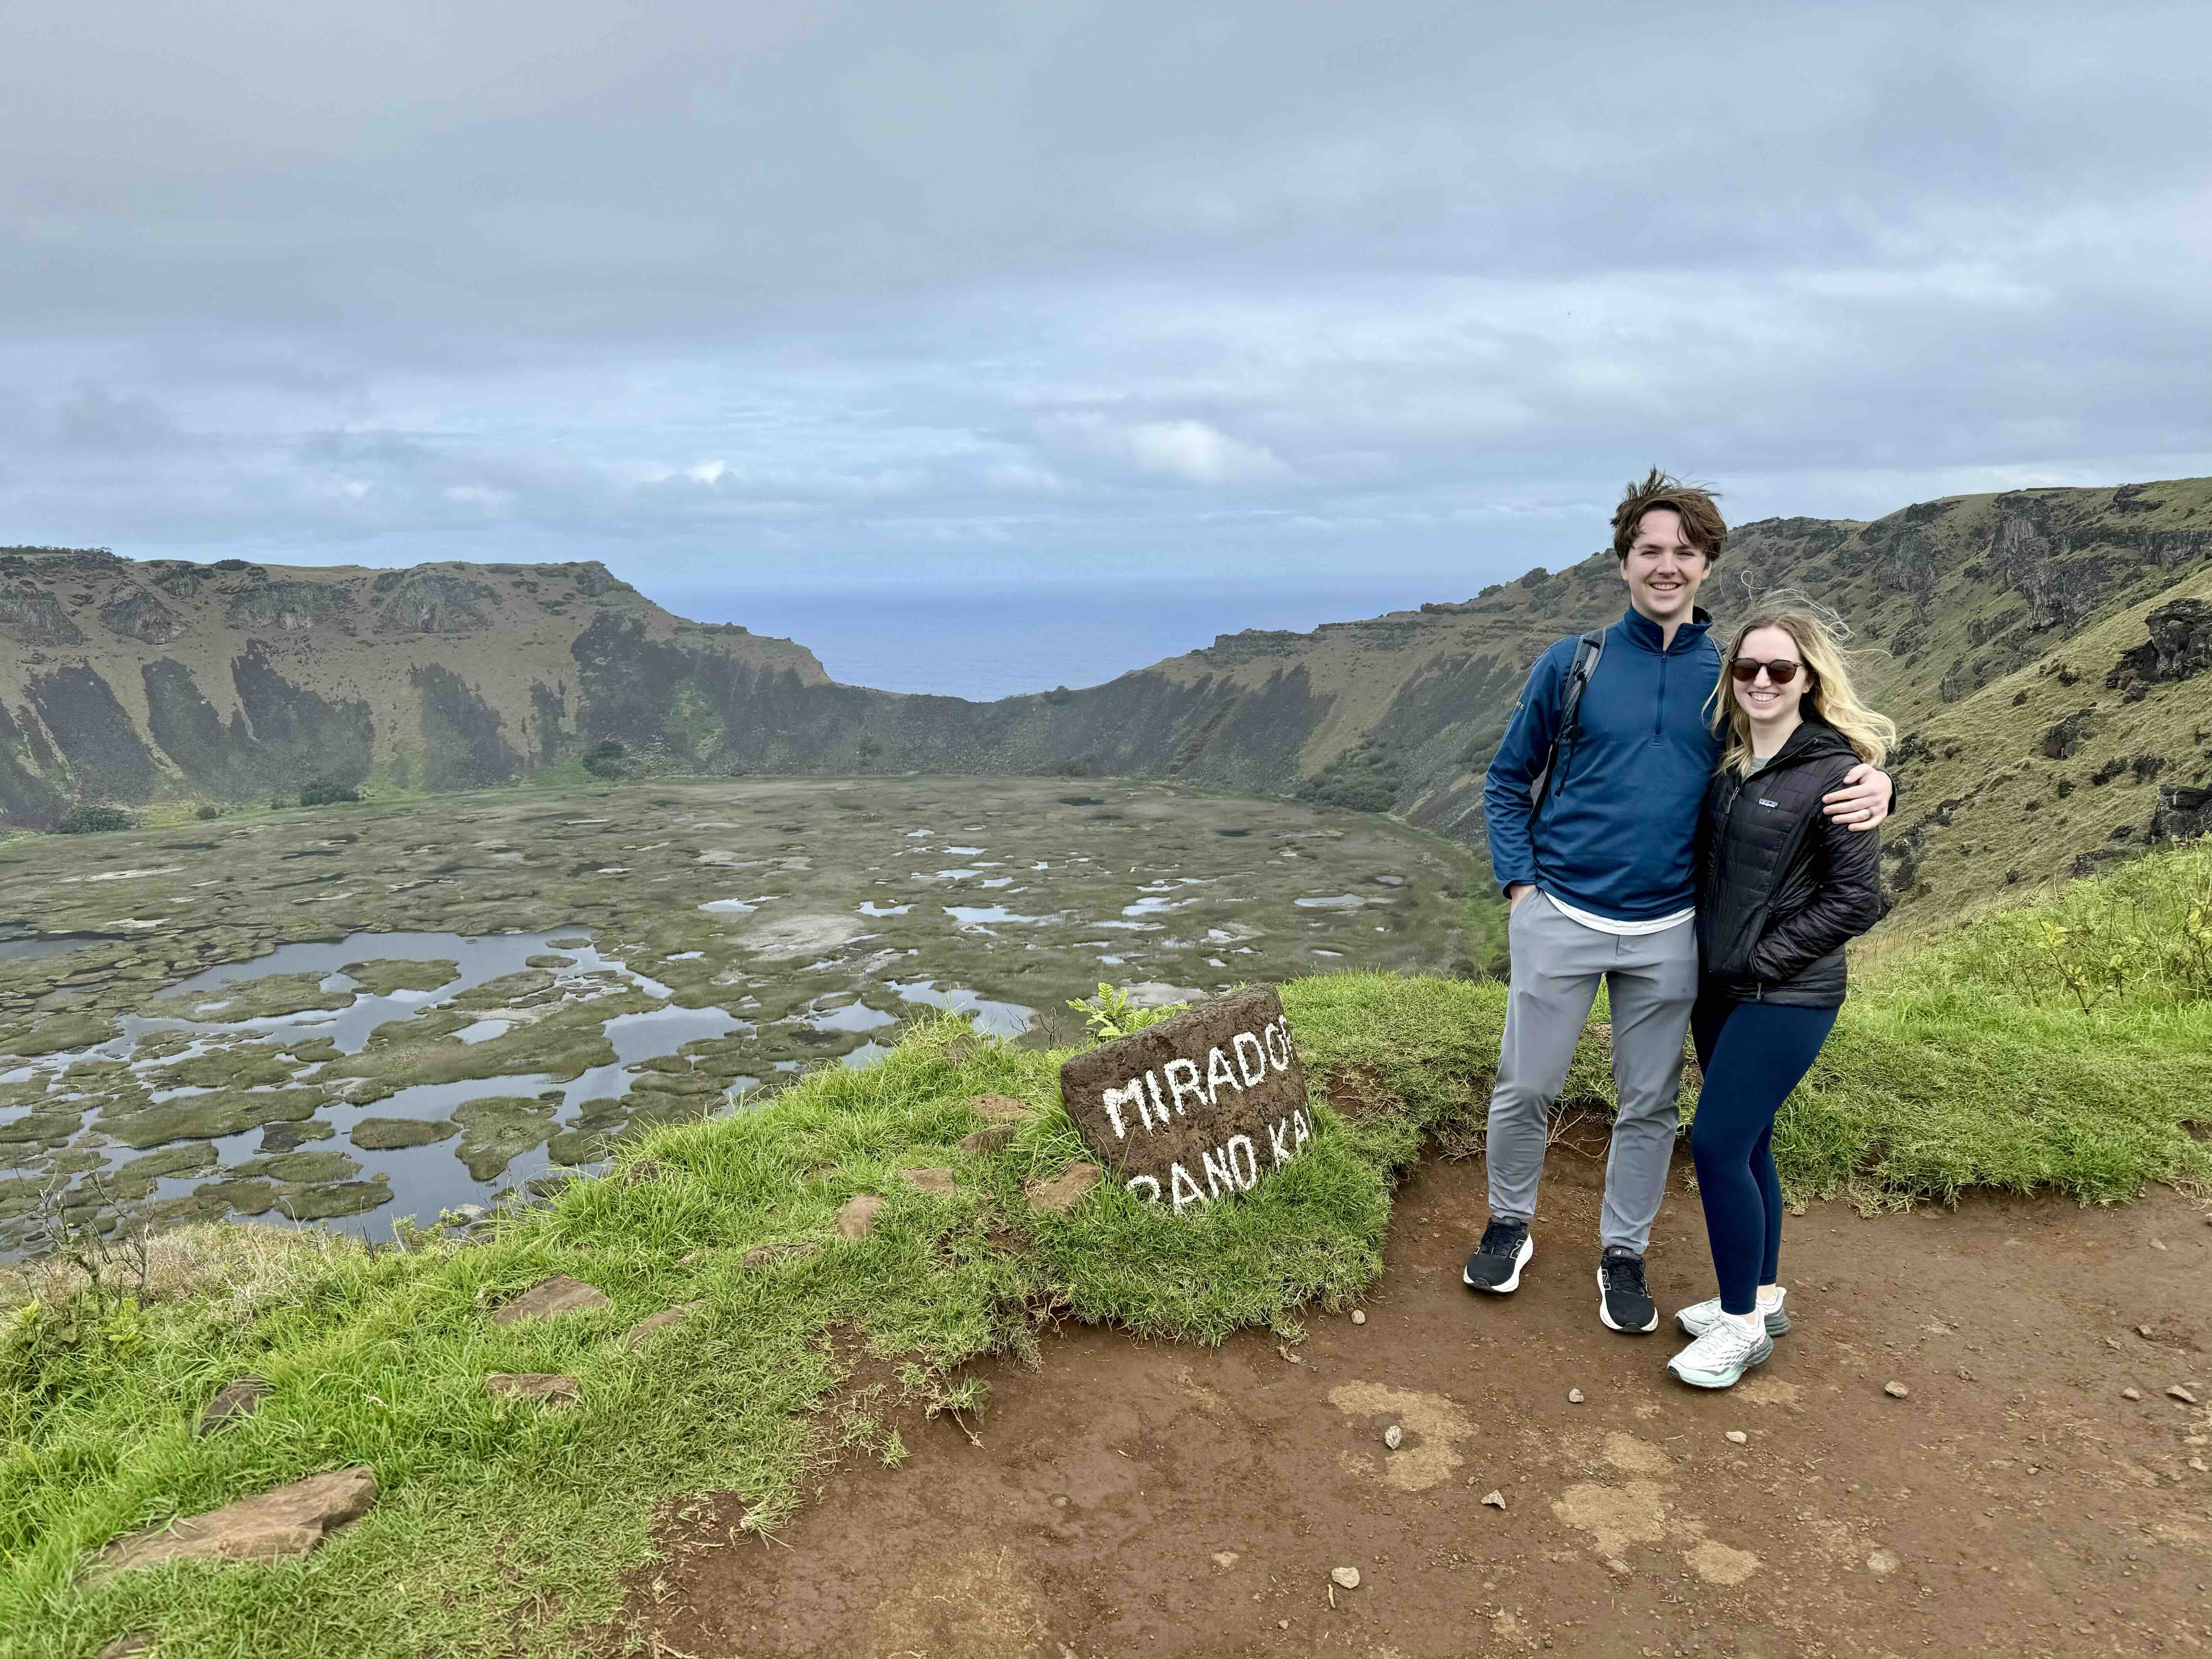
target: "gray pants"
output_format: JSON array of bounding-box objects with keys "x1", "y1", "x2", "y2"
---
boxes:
[{"x1": 1486, "y1": 891, "x2": 1698, "y2": 1254}]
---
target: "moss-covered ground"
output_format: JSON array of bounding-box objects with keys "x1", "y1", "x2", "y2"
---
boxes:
[
  {"x1": 2, "y1": 842, "x2": 2208, "y2": 1657},
  {"x1": 0, "y1": 777, "x2": 1484, "y2": 1249}
]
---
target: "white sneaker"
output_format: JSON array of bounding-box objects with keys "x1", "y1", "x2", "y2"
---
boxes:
[
  {"x1": 1667, "y1": 1318, "x2": 1774, "y2": 1389},
  {"x1": 1676, "y1": 1288, "x2": 1790, "y2": 1340}
]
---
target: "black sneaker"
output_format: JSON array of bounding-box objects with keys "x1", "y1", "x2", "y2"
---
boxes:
[
  {"x1": 1462, "y1": 1219, "x2": 1534, "y2": 1293},
  {"x1": 1597, "y1": 1246, "x2": 1659, "y2": 1333}
]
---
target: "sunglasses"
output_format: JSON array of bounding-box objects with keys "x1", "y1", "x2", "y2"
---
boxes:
[{"x1": 1729, "y1": 657, "x2": 1804, "y2": 685}]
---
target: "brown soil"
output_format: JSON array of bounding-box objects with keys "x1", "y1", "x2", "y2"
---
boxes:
[{"x1": 633, "y1": 1136, "x2": 2212, "y2": 1659}]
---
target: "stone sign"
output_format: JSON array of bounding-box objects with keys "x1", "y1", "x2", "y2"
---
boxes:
[{"x1": 1058, "y1": 986, "x2": 1313, "y2": 1211}]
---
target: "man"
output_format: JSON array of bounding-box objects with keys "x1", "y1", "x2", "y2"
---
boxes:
[{"x1": 1467, "y1": 470, "x2": 1891, "y2": 1333}]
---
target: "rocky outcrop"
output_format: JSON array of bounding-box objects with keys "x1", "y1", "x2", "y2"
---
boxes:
[
  {"x1": 0, "y1": 583, "x2": 86, "y2": 646},
  {"x1": 2042, "y1": 711, "x2": 2097, "y2": 760},
  {"x1": 97, "y1": 589, "x2": 183, "y2": 645},
  {"x1": 2152, "y1": 784, "x2": 2212, "y2": 843},
  {"x1": 226, "y1": 579, "x2": 360, "y2": 633},
  {"x1": 371, "y1": 568, "x2": 499, "y2": 635},
  {"x1": 2108, "y1": 598, "x2": 2212, "y2": 690}
]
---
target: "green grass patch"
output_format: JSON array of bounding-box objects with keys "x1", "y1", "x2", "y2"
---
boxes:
[{"x1": 5, "y1": 851, "x2": 2210, "y2": 1655}]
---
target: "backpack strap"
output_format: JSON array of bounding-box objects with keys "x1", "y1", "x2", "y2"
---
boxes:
[{"x1": 1527, "y1": 629, "x2": 1607, "y2": 822}]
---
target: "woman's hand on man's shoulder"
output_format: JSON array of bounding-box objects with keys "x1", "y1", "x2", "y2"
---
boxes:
[{"x1": 1820, "y1": 763, "x2": 1892, "y2": 832}]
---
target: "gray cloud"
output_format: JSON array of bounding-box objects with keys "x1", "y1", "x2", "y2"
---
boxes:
[{"x1": 2, "y1": 1, "x2": 2207, "y2": 592}]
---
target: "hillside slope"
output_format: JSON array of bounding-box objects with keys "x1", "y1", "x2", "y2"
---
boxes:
[
  {"x1": 7, "y1": 479, "x2": 2210, "y2": 929},
  {"x1": 0, "y1": 550, "x2": 824, "y2": 824}
]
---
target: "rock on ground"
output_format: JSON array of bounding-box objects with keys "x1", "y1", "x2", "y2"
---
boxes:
[
  {"x1": 903, "y1": 1166, "x2": 957, "y2": 1198},
  {"x1": 491, "y1": 1275, "x2": 611, "y2": 1326},
  {"x1": 835, "y1": 1194, "x2": 888, "y2": 1239},
  {"x1": 1026, "y1": 1163, "x2": 1103, "y2": 1214},
  {"x1": 968, "y1": 1093, "x2": 1034, "y2": 1123},
  {"x1": 197, "y1": 1376, "x2": 272, "y2": 1436},
  {"x1": 960, "y1": 1123, "x2": 1017, "y2": 1156},
  {"x1": 84, "y1": 1466, "x2": 378, "y2": 1584},
  {"x1": 625, "y1": 1302, "x2": 705, "y2": 1350}
]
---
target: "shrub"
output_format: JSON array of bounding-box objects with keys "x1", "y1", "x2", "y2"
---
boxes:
[
  {"x1": 299, "y1": 778, "x2": 362, "y2": 807},
  {"x1": 53, "y1": 805, "x2": 135, "y2": 835},
  {"x1": 581, "y1": 739, "x2": 627, "y2": 779},
  {"x1": 1930, "y1": 840, "x2": 2212, "y2": 1013},
  {"x1": 1295, "y1": 737, "x2": 1403, "y2": 814},
  {"x1": 1067, "y1": 982, "x2": 1188, "y2": 1042},
  {"x1": 194, "y1": 804, "x2": 220, "y2": 821}
]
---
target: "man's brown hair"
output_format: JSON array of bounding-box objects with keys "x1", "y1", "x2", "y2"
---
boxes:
[{"x1": 1611, "y1": 468, "x2": 1724, "y2": 564}]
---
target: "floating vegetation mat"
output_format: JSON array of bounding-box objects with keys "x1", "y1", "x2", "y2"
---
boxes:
[{"x1": 0, "y1": 778, "x2": 1482, "y2": 1250}]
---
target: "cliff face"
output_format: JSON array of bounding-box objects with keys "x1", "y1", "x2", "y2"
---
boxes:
[
  {"x1": 7, "y1": 477, "x2": 2211, "y2": 926},
  {"x1": 0, "y1": 550, "x2": 823, "y2": 825}
]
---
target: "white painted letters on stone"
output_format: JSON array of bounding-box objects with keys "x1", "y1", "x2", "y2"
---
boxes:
[
  {"x1": 1058, "y1": 987, "x2": 1309, "y2": 1212},
  {"x1": 1101, "y1": 1079, "x2": 1146, "y2": 1140},
  {"x1": 1164, "y1": 1057, "x2": 1206, "y2": 1116},
  {"x1": 1205, "y1": 1045, "x2": 1239, "y2": 1103},
  {"x1": 1202, "y1": 1143, "x2": 1237, "y2": 1197},
  {"x1": 1169, "y1": 1162, "x2": 1207, "y2": 1211},
  {"x1": 1233, "y1": 1030, "x2": 1268, "y2": 1087}
]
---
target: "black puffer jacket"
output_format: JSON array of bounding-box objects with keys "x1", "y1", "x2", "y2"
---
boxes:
[{"x1": 1695, "y1": 717, "x2": 1887, "y2": 1007}]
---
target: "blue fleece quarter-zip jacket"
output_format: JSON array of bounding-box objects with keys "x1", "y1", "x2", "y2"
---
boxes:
[{"x1": 1483, "y1": 605, "x2": 1723, "y2": 922}]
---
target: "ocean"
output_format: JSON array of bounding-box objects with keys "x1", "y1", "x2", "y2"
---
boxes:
[{"x1": 647, "y1": 580, "x2": 1465, "y2": 703}]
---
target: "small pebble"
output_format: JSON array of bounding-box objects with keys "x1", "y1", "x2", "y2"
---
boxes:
[
  {"x1": 1350, "y1": 1309, "x2": 1366, "y2": 1326},
  {"x1": 1330, "y1": 1566, "x2": 1361, "y2": 1590},
  {"x1": 1867, "y1": 1547, "x2": 1901, "y2": 1576},
  {"x1": 2139, "y1": 1323, "x2": 2157, "y2": 1339},
  {"x1": 2122, "y1": 1387, "x2": 2143, "y2": 1401},
  {"x1": 1883, "y1": 1381, "x2": 1910, "y2": 1399},
  {"x1": 2170, "y1": 1384, "x2": 2200, "y2": 1405},
  {"x1": 1566, "y1": 1388, "x2": 1585, "y2": 1405},
  {"x1": 1481, "y1": 1489, "x2": 1506, "y2": 1510},
  {"x1": 1725, "y1": 1430, "x2": 1748, "y2": 1445},
  {"x1": 1383, "y1": 1424, "x2": 1403, "y2": 1450}
]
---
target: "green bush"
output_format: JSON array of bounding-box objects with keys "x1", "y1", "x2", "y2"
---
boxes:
[
  {"x1": 1066, "y1": 981, "x2": 1188, "y2": 1041},
  {"x1": 193, "y1": 804, "x2": 220, "y2": 821},
  {"x1": 299, "y1": 778, "x2": 362, "y2": 807},
  {"x1": 52, "y1": 805, "x2": 134, "y2": 835},
  {"x1": 1925, "y1": 841, "x2": 2212, "y2": 1012},
  {"x1": 581, "y1": 739, "x2": 627, "y2": 779},
  {"x1": 1295, "y1": 737, "x2": 1403, "y2": 814}
]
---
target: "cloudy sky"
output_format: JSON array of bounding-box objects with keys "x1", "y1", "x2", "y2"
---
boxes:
[{"x1": 5, "y1": 0, "x2": 2209, "y2": 623}]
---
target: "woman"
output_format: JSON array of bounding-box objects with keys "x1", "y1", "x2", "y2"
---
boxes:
[{"x1": 1667, "y1": 596, "x2": 1894, "y2": 1389}]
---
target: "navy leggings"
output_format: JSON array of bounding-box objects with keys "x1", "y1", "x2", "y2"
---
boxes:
[{"x1": 1688, "y1": 993, "x2": 1838, "y2": 1316}]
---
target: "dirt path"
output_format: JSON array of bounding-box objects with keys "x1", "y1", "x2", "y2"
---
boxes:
[{"x1": 637, "y1": 1137, "x2": 2212, "y2": 1658}]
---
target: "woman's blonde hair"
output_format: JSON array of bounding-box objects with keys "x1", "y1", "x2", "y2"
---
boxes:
[{"x1": 1706, "y1": 591, "x2": 1897, "y2": 775}]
